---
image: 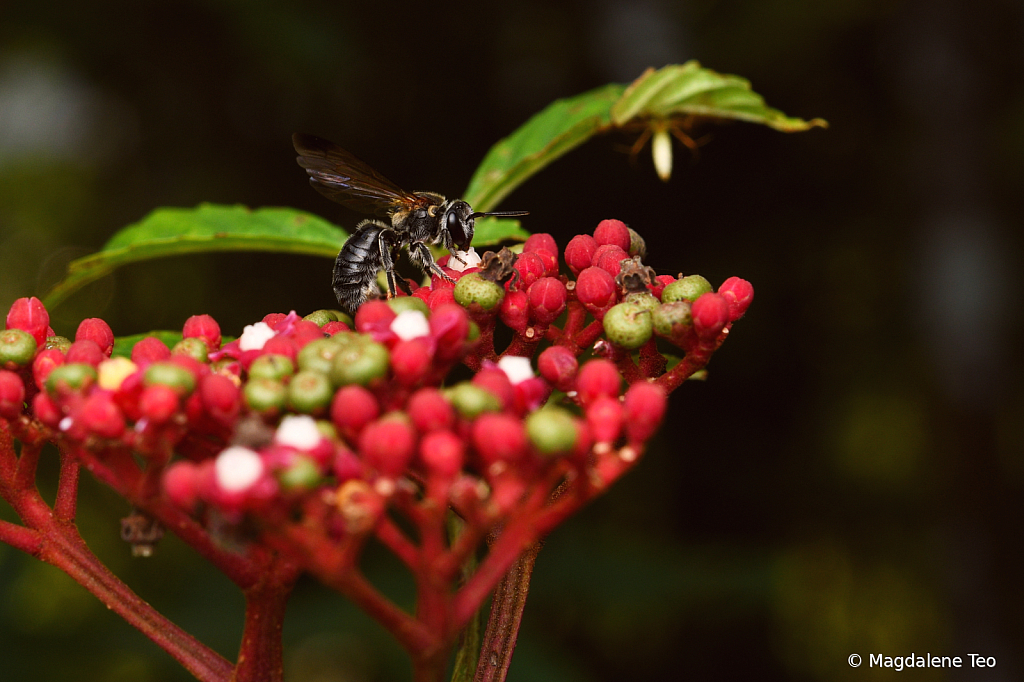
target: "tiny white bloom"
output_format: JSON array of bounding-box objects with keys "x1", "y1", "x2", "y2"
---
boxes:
[
  {"x1": 390, "y1": 310, "x2": 430, "y2": 341},
  {"x1": 497, "y1": 355, "x2": 534, "y2": 385},
  {"x1": 215, "y1": 446, "x2": 265, "y2": 492},
  {"x1": 275, "y1": 414, "x2": 321, "y2": 450},
  {"x1": 238, "y1": 322, "x2": 275, "y2": 351},
  {"x1": 448, "y1": 247, "x2": 481, "y2": 273},
  {"x1": 652, "y1": 128, "x2": 673, "y2": 182}
]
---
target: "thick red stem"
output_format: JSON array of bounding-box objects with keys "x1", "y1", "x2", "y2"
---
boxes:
[
  {"x1": 473, "y1": 542, "x2": 541, "y2": 682},
  {"x1": 231, "y1": 556, "x2": 300, "y2": 682}
]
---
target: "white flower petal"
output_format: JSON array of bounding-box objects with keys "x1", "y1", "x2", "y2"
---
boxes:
[
  {"x1": 238, "y1": 322, "x2": 275, "y2": 351},
  {"x1": 497, "y1": 355, "x2": 534, "y2": 385},
  {"x1": 390, "y1": 310, "x2": 430, "y2": 341},
  {"x1": 215, "y1": 446, "x2": 265, "y2": 492},
  {"x1": 275, "y1": 415, "x2": 321, "y2": 450},
  {"x1": 448, "y1": 247, "x2": 481, "y2": 273}
]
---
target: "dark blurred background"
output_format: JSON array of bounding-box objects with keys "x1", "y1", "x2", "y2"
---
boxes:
[{"x1": 2, "y1": 0, "x2": 1023, "y2": 680}]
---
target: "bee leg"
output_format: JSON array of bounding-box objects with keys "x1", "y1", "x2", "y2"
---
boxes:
[
  {"x1": 410, "y1": 241, "x2": 456, "y2": 285},
  {"x1": 377, "y1": 229, "x2": 401, "y2": 299}
]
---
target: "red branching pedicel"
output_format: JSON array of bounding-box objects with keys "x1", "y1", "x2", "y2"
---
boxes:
[{"x1": 0, "y1": 221, "x2": 751, "y2": 682}]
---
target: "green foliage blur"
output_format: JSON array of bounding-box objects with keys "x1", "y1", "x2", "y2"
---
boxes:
[{"x1": 2, "y1": 1, "x2": 1022, "y2": 681}]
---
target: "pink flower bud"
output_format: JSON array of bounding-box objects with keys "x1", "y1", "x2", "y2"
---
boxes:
[
  {"x1": 429, "y1": 304, "x2": 470, "y2": 360},
  {"x1": 65, "y1": 339, "x2": 104, "y2": 367},
  {"x1": 499, "y1": 289, "x2": 529, "y2": 333},
  {"x1": 564, "y1": 235, "x2": 597, "y2": 276},
  {"x1": 0, "y1": 369, "x2": 25, "y2": 419},
  {"x1": 79, "y1": 390, "x2": 126, "y2": 438},
  {"x1": 691, "y1": 293, "x2": 731, "y2": 340},
  {"x1": 593, "y1": 219, "x2": 631, "y2": 251},
  {"x1": 575, "y1": 267, "x2": 618, "y2": 318},
  {"x1": 359, "y1": 413, "x2": 416, "y2": 478},
  {"x1": 75, "y1": 318, "x2": 115, "y2": 357},
  {"x1": 528, "y1": 277, "x2": 567, "y2": 325},
  {"x1": 407, "y1": 388, "x2": 455, "y2": 433},
  {"x1": 182, "y1": 314, "x2": 222, "y2": 351},
  {"x1": 592, "y1": 244, "x2": 630, "y2": 278},
  {"x1": 576, "y1": 359, "x2": 621, "y2": 406},
  {"x1": 586, "y1": 396, "x2": 622, "y2": 444},
  {"x1": 513, "y1": 377, "x2": 550, "y2": 414},
  {"x1": 330, "y1": 384, "x2": 380, "y2": 440},
  {"x1": 537, "y1": 345, "x2": 578, "y2": 391},
  {"x1": 472, "y1": 413, "x2": 527, "y2": 466},
  {"x1": 131, "y1": 336, "x2": 171, "y2": 365},
  {"x1": 718, "y1": 277, "x2": 754, "y2": 321},
  {"x1": 420, "y1": 430, "x2": 464, "y2": 478},
  {"x1": 333, "y1": 446, "x2": 362, "y2": 482},
  {"x1": 622, "y1": 381, "x2": 667, "y2": 444},
  {"x1": 6, "y1": 297, "x2": 49, "y2": 347}
]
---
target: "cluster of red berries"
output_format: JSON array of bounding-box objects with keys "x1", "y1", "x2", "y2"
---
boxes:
[{"x1": 0, "y1": 220, "x2": 750, "y2": 654}]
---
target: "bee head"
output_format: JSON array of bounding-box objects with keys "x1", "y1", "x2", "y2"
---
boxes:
[{"x1": 444, "y1": 201, "x2": 475, "y2": 252}]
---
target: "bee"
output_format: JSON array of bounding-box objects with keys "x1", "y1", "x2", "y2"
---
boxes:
[{"x1": 292, "y1": 134, "x2": 528, "y2": 315}]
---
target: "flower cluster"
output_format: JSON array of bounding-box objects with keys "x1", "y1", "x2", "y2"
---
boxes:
[{"x1": 0, "y1": 220, "x2": 751, "y2": 672}]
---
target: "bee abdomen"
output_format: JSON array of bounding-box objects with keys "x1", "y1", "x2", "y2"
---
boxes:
[{"x1": 333, "y1": 222, "x2": 387, "y2": 315}]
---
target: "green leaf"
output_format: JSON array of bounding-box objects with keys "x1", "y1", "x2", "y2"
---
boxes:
[
  {"x1": 463, "y1": 83, "x2": 625, "y2": 212},
  {"x1": 471, "y1": 217, "x2": 530, "y2": 247},
  {"x1": 611, "y1": 61, "x2": 828, "y2": 132},
  {"x1": 43, "y1": 204, "x2": 348, "y2": 309}
]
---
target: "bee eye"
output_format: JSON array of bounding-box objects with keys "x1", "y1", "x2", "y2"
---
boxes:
[{"x1": 446, "y1": 211, "x2": 471, "y2": 250}]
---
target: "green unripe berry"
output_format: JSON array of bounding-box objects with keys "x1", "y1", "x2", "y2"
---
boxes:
[
  {"x1": 446, "y1": 383, "x2": 502, "y2": 419},
  {"x1": 661, "y1": 275, "x2": 713, "y2": 303},
  {"x1": 303, "y1": 309, "x2": 338, "y2": 327},
  {"x1": 602, "y1": 302, "x2": 653, "y2": 350},
  {"x1": 45, "y1": 336, "x2": 72, "y2": 353},
  {"x1": 624, "y1": 291, "x2": 659, "y2": 314},
  {"x1": 248, "y1": 354, "x2": 295, "y2": 381},
  {"x1": 387, "y1": 296, "x2": 430, "y2": 316},
  {"x1": 297, "y1": 338, "x2": 343, "y2": 374},
  {"x1": 329, "y1": 310, "x2": 354, "y2": 328},
  {"x1": 525, "y1": 408, "x2": 578, "y2": 456},
  {"x1": 0, "y1": 329, "x2": 38, "y2": 367},
  {"x1": 287, "y1": 370, "x2": 334, "y2": 413},
  {"x1": 172, "y1": 337, "x2": 209, "y2": 363},
  {"x1": 243, "y1": 378, "x2": 287, "y2": 414},
  {"x1": 454, "y1": 273, "x2": 504, "y2": 311},
  {"x1": 143, "y1": 362, "x2": 197, "y2": 395},
  {"x1": 329, "y1": 339, "x2": 389, "y2": 386},
  {"x1": 278, "y1": 456, "x2": 322, "y2": 490},
  {"x1": 45, "y1": 363, "x2": 97, "y2": 395},
  {"x1": 652, "y1": 301, "x2": 693, "y2": 338},
  {"x1": 466, "y1": 320, "x2": 481, "y2": 342}
]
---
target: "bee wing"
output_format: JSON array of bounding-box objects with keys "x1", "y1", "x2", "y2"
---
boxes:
[{"x1": 292, "y1": 133, "x2": 426, "y2": 217}]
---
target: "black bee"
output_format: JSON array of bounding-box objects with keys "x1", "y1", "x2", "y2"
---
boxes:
[{"x1": 292, "y1": 134, "x2": 528, "y2": 315}]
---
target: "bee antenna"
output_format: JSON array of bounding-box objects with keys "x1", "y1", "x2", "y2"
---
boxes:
[{"x1": 468, "y1": 210, "x2": 529, "y2": 220}]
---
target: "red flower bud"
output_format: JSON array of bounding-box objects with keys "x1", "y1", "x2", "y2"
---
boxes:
[
  {"x1": 499, "y1": 289, "x2": 529, "y2": 333},
  {"x1": 407, "y1": 388, "x2": 455, "y2": 433},
  {"x1": 564, "y1": 234, "x2": 597, "y2": 276},
  {"x1": 576, "y1": 359, "x2": 621, "y2": 406},
  {"x1": 419, "y1": 429, "x2": 464, "y2": 478},
  {"x1": 32, "y1": 391, "x2": 61, "y2": 426},
  {"x1": 79, "y1": 390, "x2": 126, "y2": 438},
  {"x1": 182, "y1": 314, "x2": 222, "y2": 351},
  {"x1": 651, "y1": 274, "x2": 676, "y2": 300},
  {"x1": 330, "y1": 384, "x2": 380, "y2": 440},
  {"x1": 163, "y1": 460, "x2": 201, "y2": 510},
  {"x1": 586, "y1": 396, "x2": 623, "y2": 444},
  {"x1": 428, "y1": 286, "x2": 456, "y2": 310},
  {"x1": 6, "y1": 297, "x2": 49, "y2": 347},
  {"x1": 359, "y1": 413, "x2": 416, "y2": 478},
  {"x1": 263, "y1": 313, "x2": 287, "y2": 329},
  {"x1": 322, "y1": 320, "x2": 350, "y2": 335},
  {"x1": 527, "y1": 277, "x2": 567, "y2": 325},
  {"x1": 75, "y1": 318, "x2": 115, "y2": 357},
  {"x1": 718, "y1": 277, "x2": 754, "y2": 321},
  {"x1": 575, "y1": 266, "x2": 619, "y2": 318},
  {"x1": 131, "y1": 336, "x2": 171, "y2": 365},
  {"x1": 592, "y1": 244, "x2": 630, "y2": 278},
  {"x1": 261, "y1": 334, "x2": 298, "y2": 363},
  {"x1": 523, "y1": 232, "x2": 558, "y2": 258},
  {"x1": 512, "y1": 252, "x2": 547, "y2": 290},
  {"x1": 691, "y1": 293, "x2": 731, "y2": 340},
  {"x1": 139, "y1": 384, "x2": 181, "y2": 423},
  {"x1": 355, "y1": 300, "x2": 396, "y2": 335},
  {"x1": 472, "y1": 367, "x2": 514, "y2": 411},
  {"x1": 472, "y1": 413, "x2": 527, "y2": 466},
  {"x1": 199, "y1": 373, "x2": 240, "y2": 424},
  {"x1": 32, "y1": 348, "x2": 66, "y2": 389},
  {"x1": 429, "y1": 304, "x2": 470, "y2": 360},
  {"x1": 622, "y1": 381, "x2": 667, "y2": 444},
  {"x1": 65, "y1": 339, "x2": 104, "y2": 367},
  {"x1": 513, "y1": 376, "x2": 551, "y2": 414},
  {"x1": 537, "y1": 345, "x2": 578, "y2": 391},
  {"x1": 0, "y1": 369, "x2": 25, "y2": 419},
  {"x1": 593, "y1": 219, "x2": 632, "y2": 252},
  {"x1": 391, "y1": 338, "x2": 432, "y2": 386}
]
